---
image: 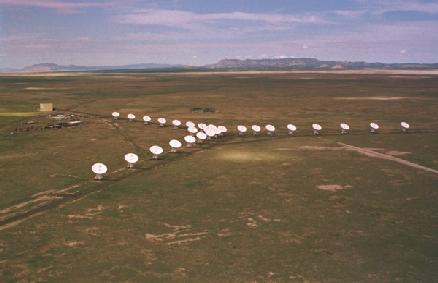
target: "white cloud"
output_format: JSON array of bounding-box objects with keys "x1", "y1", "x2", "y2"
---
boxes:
[
  {"x1": 379, "y1": 0, "x2": 438, "y2": 14},
  {"x1": 114, "y1": 8, "x2": 326, "y2": 30},
  {"x1": 0, "y1": 0, "x2": 111, "y2": 12}
]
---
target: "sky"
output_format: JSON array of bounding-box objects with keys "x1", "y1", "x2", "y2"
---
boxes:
[{"x1": 0, "y1": 0, "x2": 438, "y2": 68}]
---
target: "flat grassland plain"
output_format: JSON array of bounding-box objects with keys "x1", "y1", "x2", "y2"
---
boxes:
[{"x1": 0, "y1": 71, "x2": 437, "y2": 282}]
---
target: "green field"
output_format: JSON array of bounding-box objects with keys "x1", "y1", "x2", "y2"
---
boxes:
[{"x1": 0, "y1": 72, "x2": 437, "y2": 282}]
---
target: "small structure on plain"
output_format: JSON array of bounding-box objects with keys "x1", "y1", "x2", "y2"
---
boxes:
[{"x1": 39, "y1": 103, "x2": 53, "y2": 112}]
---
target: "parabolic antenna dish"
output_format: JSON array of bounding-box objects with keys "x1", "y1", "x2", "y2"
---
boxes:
[
  {"x1": 143, "y1": 115, "x2": 151, "y2": 122},
  {"x1": 169, "y1": 139, "x2": 182, "y2": 152},
  {"x1": 312, "y1": 123, "x2": 322, "y2": 131},
  {"x1": 214, "y1": 126, "x2": 222, "y2": 136},
  {"x1": 252, "y1": 125, "x2": 261, "y2": 133},
  {"x1": 149, "y1": 145, "x2": 164, "y2": 155},
  {"x1": 265, "y1": 124, "x2": 275, "y2": 132},
  {"x1": 169, "y1": 139, "x2": 182, "y2": 148},
  {"x1": 370, "y1": 122, "x2": 379, "y2": 130},
  {"x1": 287, "y1": 124, "x2": 297, "y2": 131},
  {"x1": 218, "y1": 126, "x2": 227, "y2": 133},
  {"x1": 237, "y1": 125, "x2": 247, "y2": 133},
  {"x1": 196, "y1": 132, "x2": 207, "y2": 140},
  {"x1": 184, "y1": 135, "x2": 196, "y2": 144},
  {"x1": 157, "y1": 118, "x2": 166, "y2": 126},
  {"x1": 112, "y1": 112, "x2": 120, "y2": 119},
  {"x1": 204, "y1": 125, "x2": 217, "y2": 137},
  {"x1": 172, "y1": 120, "x2": 182, "y2": 127},
  {"x1": 124, "y1": 153, "x2": 139, "y2": 164},
  {"x1": 188, "y1": 127, "x2": 198, "y2": 134},
  {"x1": 68, "y1": 120, "x2": 83, "y2": 126},
  {"x1": 186, "y1": 121, "x2": 195, "y2": 128},
  {"x1": 206, "y1": 128, "x2": 216, "y2": 137},
  {"x1": 340, "y1": 123, "x2": 350, "y2": 130},
  {"x1": 127, "y1": 113, "x2": 136, "y2": 121},
  {"x1": 401, "y1": 121, "x2": 410, "y2": 129},
  {"x1": 92, "y1": 163, "x2": 108, "y2": 174}
]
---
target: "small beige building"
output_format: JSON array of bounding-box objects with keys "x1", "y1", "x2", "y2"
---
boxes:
[{"x1": 39, "y1": 103, "x2": 53, "y2": 112}]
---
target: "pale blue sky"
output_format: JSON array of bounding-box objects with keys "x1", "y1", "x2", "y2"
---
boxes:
[{"x1": 1, "y1": 0, "x2": 437, "y2": 68}]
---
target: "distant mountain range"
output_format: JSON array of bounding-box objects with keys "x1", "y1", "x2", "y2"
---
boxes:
[
  {"x1": 3, "y1": 58, "x2": 438, "y2": 72},
  {"x1": 18, "y1": 62, "x2": 185, "y2": 72},
  {"x1": 207, "y1": 58, "x2": 438, "y2": 70},
  {"x1": 22, "y1": 63, "x2": 183, "y2": 72}
]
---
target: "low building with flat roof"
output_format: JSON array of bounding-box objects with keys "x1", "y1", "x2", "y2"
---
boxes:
[{"x1": 39, "y1": 103, "x2": 53, "y2": 112}]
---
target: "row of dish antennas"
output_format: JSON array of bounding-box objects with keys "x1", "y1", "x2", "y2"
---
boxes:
[
  {"x1": 112, "y1": 112, "x2": 179, "y2": 128},
  {"x1": 237, "y1": 121, "x2": 410, "y2": 135},
  {"x1": 113, "y1": 112, "x2": 197, "y2": 130},
  {"x1": 90, "y1": 129, "x2": 220, "y2": 180},
  {"x1": 91, "y1": 120, "x2": 235, "y2": 180},
  {"x1": 112, "y1": 112, "x2": 410, "y2": 134}
]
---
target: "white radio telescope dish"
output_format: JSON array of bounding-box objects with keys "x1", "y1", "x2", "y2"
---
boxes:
[
  {"x1": 124, "y1": 153, "x2": 139, "y2": 168},
  {"x1": 204, "y1": 124, "x2": 217, "y2": 138},
  {"x1": 214, "y1": 126, "x2": 222, "y2": 136},
  {"x1": 188, "y1": 126, "x2": 198, "y2": 135},
  {"x1": 112, "y1": 112, "x2": 120, "y2": 120},
  {"x1": 169, "y1": 139, "x2": 182, "y2": 152},
  {"x1": 340, "y1": 123, "x2": 350, "y2": 134},
  {"x1": 172, "y1": 119, "x2": 182, "y2": 129},
  {"x1": 312, "y1": 123, "x2": 322, "y2": 135},
  {"x1": 157, "y1": 117, "x2": 166, "y2": 127},
  {"x1": 401, "y1": 121, "x2": 410, "y2": 132},
  {"x1": 143, "y1": 115, "x2": 151, "y2": 124},
  {"x1": 287, "y1": 124, "x2": 297, "y2": 135},
  {"x1": 370, "y1": 122, "x2": 379, "y2": 133},
  {"x1": 237, "y1": 125, "x2": 247, "y2": 135},
  {"x1": 205, "y1": 128, "x2": 216, "y2": 138},
  {"x1": 184, "y1": 135, "x2": 196, "y2": 147},
  {"x1": 186, "y1": 121, "x2": 195, "y2": 128},
  {"x1": 218, "y1": 126, "x2": 227, "y2": 136},
  {"x1": 251, "y1": 125, "x2": 261, "y2": 135},
  {"x1": 196, "y1": 131, "x2": 207, "y2": 143},
  {"x1": 92, "y1": 163, "x2": 108, "y2": 180},
  {"x1": 127, "y1": 113, "x2": 135, "y2": 121},
  {"x1": 149, "y1": 145, "x2": 163, "y2": 159},
  {"x1": 265, "y1": 124, "x2": 275, "y2": 135}
]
